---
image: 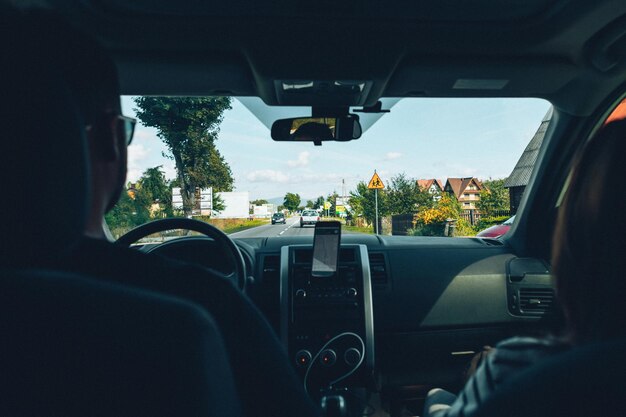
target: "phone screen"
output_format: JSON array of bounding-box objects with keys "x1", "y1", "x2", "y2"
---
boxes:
[{"x1": 311, "y1": 222, "x2": 341, "y2": 277}]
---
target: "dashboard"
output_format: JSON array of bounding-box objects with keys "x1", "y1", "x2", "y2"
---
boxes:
[{"x1": 141, "y1": 233, "x2": 559, "y2": 407}]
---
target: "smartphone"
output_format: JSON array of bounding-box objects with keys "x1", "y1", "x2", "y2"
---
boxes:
[{"x1": 311, "y1": 221, "x2": 341, "y2": 277}]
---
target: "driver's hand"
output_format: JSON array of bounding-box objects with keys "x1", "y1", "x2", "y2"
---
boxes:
[{"x1": 464, "y1": 345, "x2": 492, "y2": 381}]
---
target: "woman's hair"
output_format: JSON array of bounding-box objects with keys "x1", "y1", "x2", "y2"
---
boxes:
[{"x1": 552, "y1": 118, "x2": 626, "y2": 343}]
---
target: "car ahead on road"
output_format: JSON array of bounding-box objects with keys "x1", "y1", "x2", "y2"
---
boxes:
[
  {"x1": 300, "y1": 210, "x2": 320, "y2": 227},
  {"x1": 476, "y1": 215, "x2": 516, "y2": 238},
  {"x1": 271, "y1": 212, "x2": 286, "y2": 224}
]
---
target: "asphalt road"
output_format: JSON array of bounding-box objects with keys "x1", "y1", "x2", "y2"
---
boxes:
[{"x1": 229, "y1": 217, "x2": 361, "y2": 238}]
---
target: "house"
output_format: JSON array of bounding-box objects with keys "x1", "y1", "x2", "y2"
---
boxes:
[
  {"x1": 504, "y1": 108, "x2": 552, "y2": 214},
  {"x1": 417, "y1": 179, "x2": 444, "y2": 200},
  {"x1": 444, "y1": 177, "x2": 483, "y2": 210}
]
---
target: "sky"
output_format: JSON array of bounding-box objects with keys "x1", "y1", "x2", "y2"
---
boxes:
[{"x1": 121, "y1": 96, "x2": 551, "y2": 202}]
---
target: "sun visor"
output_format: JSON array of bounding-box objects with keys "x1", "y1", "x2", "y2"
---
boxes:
[{"x1": 385, "y1": 58, "x2": 578, "y2": 98}]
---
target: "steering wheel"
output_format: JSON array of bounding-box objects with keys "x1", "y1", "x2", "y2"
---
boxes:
[{"x1": 116, "y1": 218, "x2": 247, "y2": 291}]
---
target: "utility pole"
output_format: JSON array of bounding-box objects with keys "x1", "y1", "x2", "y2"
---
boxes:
[
  {"x1": 375, "y1": 188, "x2": 379, "y2": 235},
  {"x1": 367, "y1": 170, "x2": 384, "y2": 235}
]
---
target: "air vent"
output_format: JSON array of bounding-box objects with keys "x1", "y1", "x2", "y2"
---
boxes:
[
  {"x1": 368, "y1": 252, "x2": 388, "y2": 285},
  {"x1": 519, "y1": 288, "x2": 554, "y2": 314}
]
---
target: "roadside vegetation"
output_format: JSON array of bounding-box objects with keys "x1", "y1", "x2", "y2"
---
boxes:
[
  {"x1": 195, "y1": 217, "x2": 270, "y2": 234},
  {"x1": 345, "y1": 173, "x2": 511, "y2": 237}
]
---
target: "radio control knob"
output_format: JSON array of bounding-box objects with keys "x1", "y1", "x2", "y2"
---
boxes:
[
  {"x1": 295, "y1": 350, "x2": 312, "y2": 367},
  {"x1": 347, "y1": 287, "x2": 358, "y2": 298},
  {"x1": 320, "y1": 349, "x2": 337, "y2": 367},
  {"x1": 295, "y1": 289, "x2": 307, "y2": 299},
  {"x1": 344, "y1": 348, "x2": 362, "y2": 366}
]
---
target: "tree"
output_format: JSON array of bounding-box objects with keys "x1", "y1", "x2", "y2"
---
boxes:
[
  {"x1": 313, "y1": 195, "x2": 325, "y2": 209},
  {"x1": 477, "y1": 178, "x2": 509, "y2": 217},
  {"x1": 213, "y1": 192, "x2": 226, "y2": 213},
  {"x1": 305, "y1": 200, "x2": 314, "y2": 208},
  {"x1": 105, "y1": 182, "x2": 152, "y2": 237},
  {"x1": 138, "y1": 166, "x2": 172, "y2": 216},
  {"x1": 349, "y1": 181, "x2": 388, "y2": 225},
  {"x1": 387, "y1": 173, "x2": 434, "y2": 215},
  {"x1": 413, "y1": 193, "x2": 463, "y2": 236},
  {"x1": 283, "y1": 192, "x2": 301, "y2": 212},
  {"x1": 133, "y1": 97, "x2": 233, "y2": 216},
  {"x1": 251, "y1": 199, "x2": 269, "y2": 206}
]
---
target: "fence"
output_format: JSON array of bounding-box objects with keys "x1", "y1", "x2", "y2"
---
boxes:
[
  {"x1": 391, "y1": 214, "x2": 414, "y2": 236},
  {"x1": 460, "y1": 209, "x2": 511, "y2": 226}
]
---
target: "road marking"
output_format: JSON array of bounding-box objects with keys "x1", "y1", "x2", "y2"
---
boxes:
[{"x1": 278, "y1": 219, "x2": 298, "y2": 236}]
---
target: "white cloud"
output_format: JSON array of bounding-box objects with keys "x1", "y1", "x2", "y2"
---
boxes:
[
  {"x1": 246, "y1": 169, "x2": 290, "y2": 183},
  {"x1": 385, "y1": 152, "x2": 402, "y2": 160},
  {"x1": 287, "y1": 151, "x2": 311, "y2": 168},
  {"x1": 126, "y1": 143, "x2": 150, "y2": 182}
]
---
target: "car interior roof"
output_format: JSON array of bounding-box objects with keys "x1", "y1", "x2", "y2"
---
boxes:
[{"x1": 40, "y1": 0, "x2": 626, "y2": 116}]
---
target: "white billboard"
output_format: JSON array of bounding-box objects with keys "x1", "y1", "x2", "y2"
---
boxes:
[
  {"x1": 253, "y1": 205, "x2": 269, "y2": 218},
  {"x1": 172, "y1": 187, "x2": 183, "y2": 210},
  {"x1": 199, "y1": 188, "x2": 213, "y2": 215},
  {"x1": 213, "y1": 191, "x2": 250, "y2": 219}
]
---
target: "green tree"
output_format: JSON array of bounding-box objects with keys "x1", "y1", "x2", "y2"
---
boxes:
[
  {"x1": 349, "y1": 181, "x2": 388, "y2": 225},
  {"x1": 251, "y1": 199, "x2": 269, "y2": 206},
  {"x1": 387, "y1": 173, "x2": 434, "y2": 215},
  {"x1": 213, "y1": 192, "x2": 226, "y2": 213},
  {"x1": 105, "y1": 183, "x2": 152, "y2": 237},
  {"x1": 133, "y1": 97, "x2": 234, "y2": 216},
  {"x1": 477, "y1": 178, "x2": 509, "y2": 217},
  {"x1": 313, "y1": 195, "x2": 325, "y2": 209},
  {"x1": 437, "y1": 192, "x2": 463, "y2": 219},
  {"x1": 283, "y1": 192, "x2": 301, "y2": 212},
  {"x1": 305, "y1": 200, "x2": 315, "y2": 208},
  {"x1": 138, "y1": 166, "x2": 172, "y2": 216}
]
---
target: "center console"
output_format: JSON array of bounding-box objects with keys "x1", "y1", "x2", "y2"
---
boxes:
[{"x1": 280, "y1": 244, "x2": 375, "y2": 403}]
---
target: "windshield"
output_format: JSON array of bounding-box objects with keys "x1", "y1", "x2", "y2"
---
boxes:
[{"x1": 107, "y1": 97, "x2": 551, "y2": 240}]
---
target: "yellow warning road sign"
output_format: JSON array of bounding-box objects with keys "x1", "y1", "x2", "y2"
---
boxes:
[{"x1": 367, "y1": 171, "x2": 384, "y2": 189}]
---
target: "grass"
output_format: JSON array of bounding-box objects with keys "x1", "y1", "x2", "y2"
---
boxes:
[
  {"x1": 197, "y1": 217, "x2": 270, "y2": 234},
  {"x1": 318, "y1": 217, "x2": 374, "y2": 234},
  {"x1": 343, "y1": 224, "x2": 374, "y2": 234}
]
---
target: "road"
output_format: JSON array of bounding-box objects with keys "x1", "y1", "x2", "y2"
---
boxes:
[{"x1": 229, "y1": 217, "x2": 362, "y2": 238}]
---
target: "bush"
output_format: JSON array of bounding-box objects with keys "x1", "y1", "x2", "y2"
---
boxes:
[
  {"x1": 476, "y1": 215, "x2": 510, "y2": 230},
  {"x1": 408, "y1": 223, "x2": 447, "y2": 236},
  {"x1": 455, "y1": 218, "x2": 477, "y2": 237}
]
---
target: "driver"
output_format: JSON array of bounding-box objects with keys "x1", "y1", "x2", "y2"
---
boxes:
[{"x1": 27, "y1": 11, "x2": 319, "y2": 417}]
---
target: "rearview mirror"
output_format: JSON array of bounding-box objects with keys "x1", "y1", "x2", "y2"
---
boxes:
[{"x1": 271, "y1": 115, "x2": 362, "y2": 144}]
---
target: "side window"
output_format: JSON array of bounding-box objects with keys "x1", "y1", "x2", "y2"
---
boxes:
[{"x1": 605, "y1": 98, "x2": 626, "y2": 124}]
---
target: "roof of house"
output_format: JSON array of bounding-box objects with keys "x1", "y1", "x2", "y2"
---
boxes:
[
  {"x1": 504, "y1": 107, "x2": 553, "y2": 188},
  {"x1": 417, "y1": 179, "x2": 444, "y2": 191},
  {"x1": 445, "y1": 177, "x2": 483, "y2": 198}
]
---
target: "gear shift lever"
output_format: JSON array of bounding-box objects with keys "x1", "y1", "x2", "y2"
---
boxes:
[{"x1": 320, "y1": 394, "x2": 347, "y2": 417}]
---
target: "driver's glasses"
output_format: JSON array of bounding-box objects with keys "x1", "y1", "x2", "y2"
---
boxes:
[{"x1": 116, "y1": 114, "x2": 136, "y2": 146}]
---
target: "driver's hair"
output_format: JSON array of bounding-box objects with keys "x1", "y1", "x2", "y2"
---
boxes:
[
  {"x1": 11, "y1": 9, "x2": 120, "y2": 126},
  {"x1": 552, "y1": 118, "x2": 626, "y2": 343}
]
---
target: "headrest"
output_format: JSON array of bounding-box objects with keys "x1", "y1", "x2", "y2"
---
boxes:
[{"x1": 0, "y1": 10, "x2": 89, "y2": 266}]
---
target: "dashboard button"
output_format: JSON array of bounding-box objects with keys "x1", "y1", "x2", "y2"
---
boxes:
[
  {"x1": 347, "y1": 287, "x2": 358, "y2": 298},
  {"x1": 295, "y1": 350, "x2": 312, "y2": 367},
  {"x1": 295, "y1": 289, "x2": 307, "y2": 299},
  {"x1": 344, "y1": 348, "x2": 362, "y2": 366},
  {"x1": 320, "y1": 349, "x2": 337, "y2": 367}
]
